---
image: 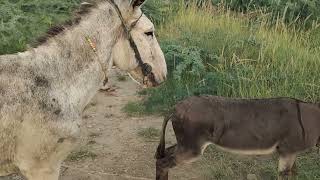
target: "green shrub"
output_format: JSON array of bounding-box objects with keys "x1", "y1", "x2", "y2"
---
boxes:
[
  {"x1": 197, "y1": 0, "x2": 320, "y2": 28},
  {"x1": 142, "y1": 0, "x2": 173, "y2": 25},
  {"x1": 140, "y1": 3, "x2": 320, "y2": 115},
  {"x1": 139, "y1": 5, "x2": 320, "y2": 178},
  {"x1": 0, "y1": 0, "x2": 81, "y2": 55}
]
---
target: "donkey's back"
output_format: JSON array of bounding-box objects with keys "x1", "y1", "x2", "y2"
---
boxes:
[
  {"x1": 175, "y1": 96, "x2": 319, "y2": 153},
  {"x1": 156, "y1": 95, "x2": 320, "y2": 180}
]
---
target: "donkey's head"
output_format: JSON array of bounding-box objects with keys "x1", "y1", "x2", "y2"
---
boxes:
[{"x1": 108, "y1": 0, "x2": 167, "y2": 87}]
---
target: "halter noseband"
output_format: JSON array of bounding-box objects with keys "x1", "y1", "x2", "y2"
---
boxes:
[{"x1": 107, "y1": 0, "x2": 153, "y2": 79}]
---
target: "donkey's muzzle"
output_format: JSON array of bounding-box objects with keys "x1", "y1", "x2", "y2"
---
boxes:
[{"x1": 156, "y1": 163, "x2": 169, "y2": 180}]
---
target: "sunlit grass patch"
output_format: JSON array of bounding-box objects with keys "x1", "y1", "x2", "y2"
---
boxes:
[
  {"x1": 142, "y1": 3, "x2": 320, "y2": 115},
  {"x1": 66, "y1": 148, "x2": 97, "y2": 162},
  {"x1": 123, "y1": 101, "x2": 147, "y2": 117}
]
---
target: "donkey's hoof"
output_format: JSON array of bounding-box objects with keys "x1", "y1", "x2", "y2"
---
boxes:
[{"x1": 278, "y1": 171, "x2": 297, "y2": 180}]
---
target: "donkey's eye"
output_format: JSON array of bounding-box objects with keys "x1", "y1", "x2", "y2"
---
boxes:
[{"x1": 145, "y1": 31, "x2": 154, "y2": 37}]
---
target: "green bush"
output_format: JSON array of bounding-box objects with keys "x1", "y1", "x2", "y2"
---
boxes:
[
  {"x1": 0, "y1": 0, "x2": 81, "y2": 55},
  {"x1": 140, "y1": 3, "x2": 320, "y2": 115},
  {"x1": 142, "y1": 0, "x2": 174, "y2": 25},
  {"x1": 137, "y1": 3, "x2": 320, "y2": 179},
  {"x1": 205, "y1": 0, "x2": 320, "y2": 28}
]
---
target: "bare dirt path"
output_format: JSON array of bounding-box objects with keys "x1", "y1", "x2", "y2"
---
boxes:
[
  {"x1": 1, "y1": 69, "x2": 202, "y2": 180},
  {"x1": 60, "y1": 69, "x2": 201, "y2": 180}
]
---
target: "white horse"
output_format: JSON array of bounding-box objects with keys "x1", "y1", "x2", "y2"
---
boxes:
[{"x1": 0, "y1": 0, "x2": 167, "y2": 179}]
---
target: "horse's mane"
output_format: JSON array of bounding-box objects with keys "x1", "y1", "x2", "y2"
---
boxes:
[{"x1": 33, "y1": 1, "x2": 98, "y2": 47}]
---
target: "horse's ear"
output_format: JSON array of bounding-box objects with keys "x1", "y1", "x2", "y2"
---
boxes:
[
  {"x1": 78, "y1": 2, "x2": 95, "y2": 15},
  {"x1": 80, "y1": 2, "x2": 94, "y2": 7},
  {"x1": 130, "y1": 0, "x2": 146, "y2": 8}
]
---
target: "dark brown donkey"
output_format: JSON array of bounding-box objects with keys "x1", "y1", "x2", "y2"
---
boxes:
[{"x1": 155, "y1": 95, "x2": 320, "y2": 180}]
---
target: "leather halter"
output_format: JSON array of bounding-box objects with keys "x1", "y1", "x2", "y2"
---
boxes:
[{"x1": 107, "y1": 0, "x2": 153, "y2": 80}]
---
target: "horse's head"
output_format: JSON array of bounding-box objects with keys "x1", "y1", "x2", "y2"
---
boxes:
[{"x1": 108, "y1": 0, "x2": 167, "y2": 87}]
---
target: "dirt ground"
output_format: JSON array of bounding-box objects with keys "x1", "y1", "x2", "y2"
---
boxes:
[{"x1": 1, "y1": 69, "x2": 201, "y2": 180}]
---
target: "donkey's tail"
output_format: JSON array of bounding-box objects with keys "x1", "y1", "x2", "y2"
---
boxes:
[{"x1": 155, "y1": 113, "x2": 174, "y2": 159}]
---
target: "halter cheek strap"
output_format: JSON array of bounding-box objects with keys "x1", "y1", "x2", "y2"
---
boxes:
[{"x1": 107, "y1": 0, "x2": 153, "y2": 79}]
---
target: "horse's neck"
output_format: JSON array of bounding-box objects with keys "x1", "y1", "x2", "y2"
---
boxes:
[{"x1": 28, "y1": 5, "x2": 120, "y2": 113}]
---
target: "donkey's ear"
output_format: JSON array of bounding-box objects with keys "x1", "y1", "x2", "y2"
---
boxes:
[{"x1": 130, "y1": 0, "x2": 146, "y2": 8}]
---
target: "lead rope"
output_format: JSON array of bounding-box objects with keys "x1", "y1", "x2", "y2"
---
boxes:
[{"x1": 86, "y1": 36, "x2": 109, "y2": 86}]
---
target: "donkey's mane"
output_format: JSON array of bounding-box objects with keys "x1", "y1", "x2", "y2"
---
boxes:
[{"x1": 33, "y1": 1, "x2": 98, "y2": 47}]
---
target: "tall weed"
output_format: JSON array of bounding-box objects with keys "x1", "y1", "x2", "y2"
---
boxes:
[
  {"x1": 142, "y1": 3, "x2": 320, "y2": 113},
  {"x1": 140, "y1": 4, "x2": 320, "y2": 179}
]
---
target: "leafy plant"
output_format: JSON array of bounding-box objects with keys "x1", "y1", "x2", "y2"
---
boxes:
[
  {"x1": 136, "y1": 1, "x2": 320, "y2": 114},
  {"x1": 0, "y1": 0, "x2": 81, "y2": 55}
]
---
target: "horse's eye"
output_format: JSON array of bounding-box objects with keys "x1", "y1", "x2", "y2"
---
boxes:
[{"x1": 145, "y1": 31, "x2": 154, "y2": 37}]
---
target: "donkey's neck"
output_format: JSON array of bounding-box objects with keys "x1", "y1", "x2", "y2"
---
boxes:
[{"x1": 30, "y1": 3, "x2": 121, "y2": 113}]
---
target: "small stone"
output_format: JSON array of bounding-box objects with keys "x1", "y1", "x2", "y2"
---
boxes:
[{"x1": 247, "y1": 174, "x2": 258, "y2": 180}]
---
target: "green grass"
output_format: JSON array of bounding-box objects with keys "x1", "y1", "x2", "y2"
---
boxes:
[
  {"x1": 0, "y1": 0, "x2": 81, "y2": 55},
  {"x1": 66, "y1": 148, "x2": 97, "y2": 162},
  {"x1": 122, "y1": 101, "x2": 147, "y2": 117},
  {"x1": 139, "y1": 3, "x2": 320, "y2": 115},
  {"x1": 199, "y1": 146, "x2": 320, "y2": 180},
  {"x1": 199, "y1": 146, "x2": 277, "y2": 180},
  {"x1": 117, "y1": 74, "x2": 127, "y2": 82}
]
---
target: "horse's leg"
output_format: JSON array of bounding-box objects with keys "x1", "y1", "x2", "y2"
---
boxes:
[
  {"x1": 21, "y1": 165, "x2": 60, "y2": 180},
  {"x1": 0, "y1": 162, "x2": 18, "y2": 177},
  {"x1": 16, "y1": 137, "x2": 77, "y2": 180},
  {"x1": 14, "y1": 119, "x2": 79, "y2": 180},
  {"x1": 278, "y1": 153, "x2": 297, "y2": 180}
]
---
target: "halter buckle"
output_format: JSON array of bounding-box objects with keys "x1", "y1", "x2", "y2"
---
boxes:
[{"x1": 141, "y1": 63, "x2": 152, "y2": 76}]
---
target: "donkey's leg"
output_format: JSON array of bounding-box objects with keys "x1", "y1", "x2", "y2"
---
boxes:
[
  {"x1": 164, "y1": 145, "x2": 177, "y2": 156},
  {"x1": 155, "y1": 145, "x2": 176, "y2": 180},
  {"x1": 156, "y1": 145, "x2": 202, "y2": 180},
  {"x1": 316, "y1": 139, "x2": 320, "y2": 154},
  {"x1": 278, "y1": 153, "x2": 297, "y2": 180},
  {"x1": 156, "y1": 154, "x2": 176, "y2": 180},
  {"x1": 156, "y1": 145, "x2": 178, "y2": 180},
  {"x1": 291, "y1": 161, "x2": 298, "y2": 176}
]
